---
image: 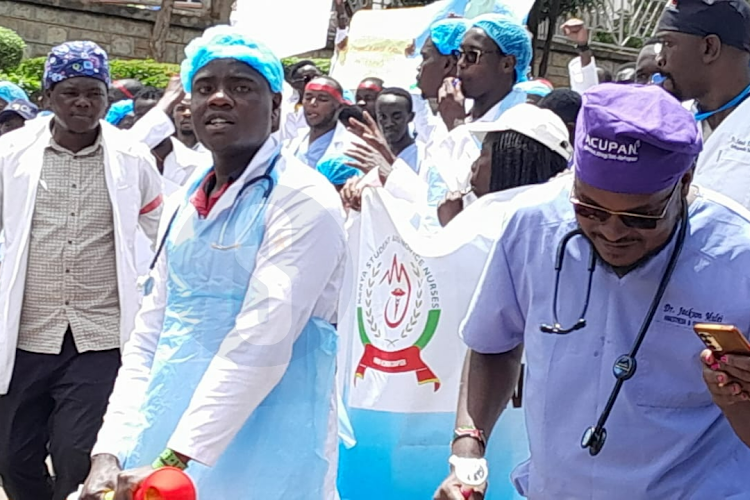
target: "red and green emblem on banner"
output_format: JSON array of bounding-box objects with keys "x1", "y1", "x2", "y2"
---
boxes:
[{"x1": 355, "y1": 251, "x2": 442, "y2": 391}]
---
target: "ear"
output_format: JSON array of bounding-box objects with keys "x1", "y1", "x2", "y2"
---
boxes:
[
  {"x1": 271, "y1": 92, "x2": 282, "y2": 124},
  {"x1": 702, "y1": 34, "x2": 722, "y2": 64},
  {"x1": 681, "y1": 167, "x2": 695, "y2": 198},
  {"x1": 502, "y1": 54, "x2": 517, "y2": 76},
  {"x1": 445, "y1": 56, "x2": 458, "y2": 78},
  {"x1": 408, "y1": 111, "x2": 415, "y2": 123}
]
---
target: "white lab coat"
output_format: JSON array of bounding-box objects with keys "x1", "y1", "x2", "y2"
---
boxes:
[
  {"x1": 568, "y1": 55, "x2": 600, "y2": 94},
  {"x1": 93, "y1": 139, "x2": 345, "y2": 495},
  {"x1": 127, "y1": 106, "x2": 176, "y2": 149},
  {"x1": 0, "y1": 116, "x2": 164, "y2": 395},
  {"x1": 286, "y1": 121, "x2": 356, "y2": 166},
  {"x1": 694, "y1": 97, "x2": 750, "y2": 210},
  {"x1": 135, "y1": 138, "x2": 212, "y2": 277}
]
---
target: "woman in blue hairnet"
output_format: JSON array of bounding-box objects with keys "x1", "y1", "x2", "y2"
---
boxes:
[{"x1": 80, "y1": 26, "x2": 346, "y2": 500}]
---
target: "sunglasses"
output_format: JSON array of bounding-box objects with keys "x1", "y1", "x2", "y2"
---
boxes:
[
  {"x1": 451, "y1": 48, "x2": 502, "y2": 65},
  {"x1": 570, "y1": 183, "x2": 680, "y2": 230}
]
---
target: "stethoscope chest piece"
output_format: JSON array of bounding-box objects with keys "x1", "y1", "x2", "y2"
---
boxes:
[{"x1": 581, "y1": 426, "x2": 607, "y2": 456}]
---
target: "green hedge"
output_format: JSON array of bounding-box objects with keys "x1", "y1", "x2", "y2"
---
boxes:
[
  {"x1": 0, "y1": 27, "x2": 25, "y2": 72},
  {"x1": 0, "y1": 56, "x2": 332, "y2": 96}
]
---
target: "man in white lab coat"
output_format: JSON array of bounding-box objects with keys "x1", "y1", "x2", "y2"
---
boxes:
[
  {"x1": 0, "y1": 41, "x2": 163, "y2": 500},
  {"x1": 288, "y1": 75, "x2": 355, "y2": 169},
  {"x1": 655, "y1": 0, "x2": 750, "y2": 210},
  {"x1": 81, "y1": 27, "x2": 345, "y2": 500}
]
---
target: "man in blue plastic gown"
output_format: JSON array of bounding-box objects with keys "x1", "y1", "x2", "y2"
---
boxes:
[{"x1": 81, "y1": 26, "x2": 346, "y2": 500}]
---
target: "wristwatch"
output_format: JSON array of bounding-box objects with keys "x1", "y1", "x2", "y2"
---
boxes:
[{"x1": 449, "y1": 455, "x2": 489, "y2": 488}]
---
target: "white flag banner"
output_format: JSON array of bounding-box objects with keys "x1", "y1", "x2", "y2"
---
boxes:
[
  {"x1": 231, "y1": 0, "x2": 332, "y2": 58},
  {"x1": 337, "y1": 187, "x2": 530, "y2": 500}
]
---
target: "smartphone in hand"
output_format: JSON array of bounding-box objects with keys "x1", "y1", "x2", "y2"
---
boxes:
[{"x1": 693, "y1": 323, "x2": 750, "y2": 355}]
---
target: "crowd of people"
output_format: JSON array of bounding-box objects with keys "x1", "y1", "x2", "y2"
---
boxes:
[{"x1": 1, "y1": 0, "x2": 750, "y2": 498}]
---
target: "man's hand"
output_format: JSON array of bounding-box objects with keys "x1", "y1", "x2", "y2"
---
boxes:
[
  {"x1": 158, "y1": 75, "x2": 186, "y2": 116},
  {"x1": 405, "y1": 40, "x2": 417, "y2": 57},
  {"x1": 346, "y1": 112, "x2": 397, "y2": 164},
  {"x1": 113, "y1": 466, "x2": 154, "y2": 500},
  {"x1": 434, "y1": 470, "x2": 487, "y2": 500},
  {"x1": 703, "y1": 350, "x2": 750, "y2": 407},
  {"x1": 341, "y1": 177, "x2": 363, "y2": 212},
  {"x1": 438, "y1": 191, "x2": 466, "y2": 227},
  {"x1": 438, "y1": 78, "x2": 466, "y2": 131},
  {"x1": 561, "y1": 18, "x2": 589, "y2": 46},
  {"x1": 80, "y1": 454, "x2": 122, "y2": 500},
  {"x1": 346, "y1": 142, "x2": 395, "y2": 185}
]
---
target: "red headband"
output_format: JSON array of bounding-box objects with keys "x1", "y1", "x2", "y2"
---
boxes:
[
  {"x1": 358, "y1": 81, "x2": 383, "y2": 92},
  {"x1": 305, "y1": 82, "x2": 345, "y2": 104},
  {"x1": 112, "y1": 81, "x2": 134, "y2": 99}
]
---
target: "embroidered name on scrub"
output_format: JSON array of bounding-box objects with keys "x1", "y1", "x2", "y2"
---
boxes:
[{"x1": 584, "y1": 135, "x2": 641, "y2": 162}]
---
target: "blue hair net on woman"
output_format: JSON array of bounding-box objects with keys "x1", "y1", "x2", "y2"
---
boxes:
[
  {"x1": 105, "y1": 99, "x2": 134, "y2": 126},
  {"x1": 429, "y1": 19, "x2": 470, "y2": 56},
  {"x1": 0, "y1": 82, "x2": 29, "y2": 104},
  {"x1": 471, "y1": 14, "x2": 532, "y2": 83},
  {"x1": 180, "y1": 25, "x2": 284, "y2": 94},
  {"x1": 316, "y1": 155, "x2": 362, "y2": 186}
]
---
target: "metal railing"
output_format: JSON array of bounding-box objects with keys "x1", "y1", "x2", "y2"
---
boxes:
[
  {"x1": 94, "y1": 0, "x2": 205, "y2": 11},
  {"x1": 538, "y1": 0, "x2": 667, "y2": 47}
]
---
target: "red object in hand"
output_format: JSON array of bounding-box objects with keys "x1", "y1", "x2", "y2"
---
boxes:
[
  {"x1": 134, "y1": 467, "x2": 196, "y2": 500},
  {"x1": 461, "y1": 487, "x2": 474, "y2": 499}
]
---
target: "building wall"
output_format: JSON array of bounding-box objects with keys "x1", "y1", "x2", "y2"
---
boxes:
[
  {"x1": 0, "y1": 0, "x2": 208, "y2": 63},
  {"x1": 0, "y1": 0, "x2": 637, "y2": 87}
]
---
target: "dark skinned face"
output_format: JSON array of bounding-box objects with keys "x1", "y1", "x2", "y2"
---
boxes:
[
  {"x1": 191, "y1": 59, "x2": 280, "y2": 155},
  {"x1": 574, "y1": 173, "x2": 691, "y2": 269},
  {"x1": 655, "y1": 31, "x2": 712, "y2": 102},
  {"x1": 0, "y1": 98, "x2": 7, "y2": 111},
  {"x1": 635, "y1": 44, "x2": 659, "y2": 85},
  {"x1": 290, "y1": 64, "x2": 322, "y2": 96},
  {"x1": 469, "y1": 137, "x2": 493, "y2": 197},
  {"x1": 457, "y1": 28, "x2": 516, "y2": 99},
  {"x1": 376, "y1": 94, "x2": 413, "y2": 144},
  {"x1": 0, "y1": 114, "x2": 25, "y2": 135},
  {"x1": 47, "y1": 77, "x2": 108, "y2": 134},
  {"x1": 356, "y1": 83, "x2": 380, "y2": 119},
  {"x1": 303, "y1": 78, "x2": 341, "y2": 128},
  {"x1": 417, "y1": 39, "x2": 454, "y2": 99},
  {"x1": 173, "y1": 97, "x2": 194, "y2": 134}
]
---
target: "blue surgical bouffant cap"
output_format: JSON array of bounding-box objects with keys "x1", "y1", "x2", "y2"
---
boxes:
[
  {"x1": 105, "y1": 99, "x2": 134, "y2": 126},
  {"x1": 181, "y1": 25, "x2": 285, "y2": 94},
  {"x1": 471, "y1": 14, "x2": 533, "y2": 83},
  {"x1": 0, "y1": 81, "x2": 29, "y2": 104},
  {"x1": 317, "y1": 155, "x2": 362, "y2": 186},
  {"x1": 516, "y1": 80, "x2": 552, "y2": 98},
  {"x1": 429, "y1": 18, "x2": 470, "y2": 55}
]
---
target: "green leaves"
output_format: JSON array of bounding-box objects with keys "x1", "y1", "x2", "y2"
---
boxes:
[{"x1": 0, "y1": 27, "x2": 25, "y2": 73}]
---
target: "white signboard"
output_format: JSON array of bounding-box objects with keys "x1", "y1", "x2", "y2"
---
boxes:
[{"x1": 231, "y1": 0, "x2": 333, "y2": 59}]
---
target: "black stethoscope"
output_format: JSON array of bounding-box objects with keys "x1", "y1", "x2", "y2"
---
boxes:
[
  {"x1": 140, "y1": 155, "x2": 279, "y2": 297},
  {"x1": 540, "y1": 203, "x2": 689, "y2": 456}
]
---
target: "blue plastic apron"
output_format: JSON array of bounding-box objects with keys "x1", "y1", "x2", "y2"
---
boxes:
[{"x1": 122, "y1": 159, "x2": 338, "y2": 499}]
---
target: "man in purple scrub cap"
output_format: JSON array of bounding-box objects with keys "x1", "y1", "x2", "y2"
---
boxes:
[{"x1": 435, "y1": 84, "x2": 750, "y2": 500}]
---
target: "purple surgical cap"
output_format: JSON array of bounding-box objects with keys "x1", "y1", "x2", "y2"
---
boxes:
[{"x1": 575, "y1": 84, "x2": 702, "y2": 194}]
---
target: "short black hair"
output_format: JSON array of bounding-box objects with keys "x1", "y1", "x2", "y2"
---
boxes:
[
  {"x1": 377, "y1": 87, "x2": 413, "y2": 113},
  {"x1": 109, "y1": 79, "x2": 144, "y2": 103},
  {"x1": 360, "y1": 77, "x2": 385, "y2": 88},
  {"x1": 488, "y1": 130, "x2": 569, "y2": 193},
  {"x1": 538, "y1": 89, "x2": 582, "y2": 126},
  {"x1": 134, "y1": 86, "x2": 164, "y2": 102},
  {"x1": 339, "y1": 104, "x2": 365, "y2": 127},
  {"x1": 287, "y1": 59, "x2": 319, "y2": 79}
]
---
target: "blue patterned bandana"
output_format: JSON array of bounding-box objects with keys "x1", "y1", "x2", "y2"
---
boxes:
[{"x1": 43, "y1": 41, "x2": 111, "y2": 90}]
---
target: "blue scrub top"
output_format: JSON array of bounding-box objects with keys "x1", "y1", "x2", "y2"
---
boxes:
[
  {"x1": 296, "y1": 128, "x2": 336, "y2": 168},
  {"x1": 462, "y1": 177, "x2": 750, "y2": 499}
]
